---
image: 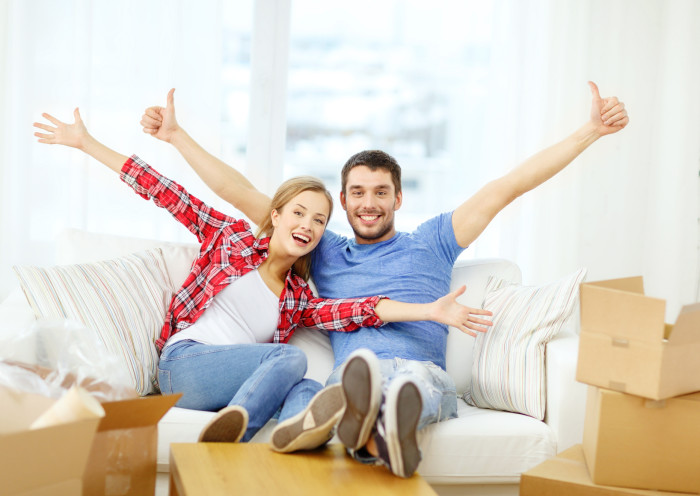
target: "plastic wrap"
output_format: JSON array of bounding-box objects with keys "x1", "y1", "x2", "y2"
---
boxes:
[{"x1": 0, "y1": 318, "x2": 136, "y2": 401}]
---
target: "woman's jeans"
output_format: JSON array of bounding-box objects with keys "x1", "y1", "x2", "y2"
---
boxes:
[{"x1": 158, "y1": 340, "x2": 322, "y2": 442}]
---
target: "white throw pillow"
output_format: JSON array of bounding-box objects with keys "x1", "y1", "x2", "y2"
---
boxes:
[
  {"x1": 463, "y1": 268, "x2": 587, "y2": 420},
  {"x1": 13, "y1": 249, "x2": 174, "y2": 396}
]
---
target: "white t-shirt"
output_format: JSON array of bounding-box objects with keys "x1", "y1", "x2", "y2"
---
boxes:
[{"x1": 165, "y1": 269, "x2": 280, "y2": 348}]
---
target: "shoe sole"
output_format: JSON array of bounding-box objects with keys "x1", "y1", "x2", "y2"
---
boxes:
[
  {"x1": 385, "y1": 378, "x2": 422, "y2": 478},
  {"x1": 198, "y1": 405, "x2": 249, "y2": 443},
  {"x1": 337, "y1": 349, "x2": 382, "y2": 450},
  {"x1": 270, "y1": 384, "x2": 345, "y2": 453}
]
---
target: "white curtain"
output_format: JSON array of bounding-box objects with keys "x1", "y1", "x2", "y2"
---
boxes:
[
  {"x1": 475, "y1": 0, "x2": 700, "y2": 321},
  {"x1": 1, "y1": 0, "x2": 698, "y2": 322},
  {"x1": 0, "y1": 0, "x2": 228, "y2": 297}
]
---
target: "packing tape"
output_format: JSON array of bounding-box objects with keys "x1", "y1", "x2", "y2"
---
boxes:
[
  {"x1": 611, "y1": 337, "x2": 629, "y2": 347},
  {"x1": 644, "y1": 399, "x2": 667, "y2": 409}
]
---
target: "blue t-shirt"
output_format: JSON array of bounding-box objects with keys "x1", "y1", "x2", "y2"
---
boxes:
[{"x1": 311, "y1": 212, "x2": 464, "y2": 370}]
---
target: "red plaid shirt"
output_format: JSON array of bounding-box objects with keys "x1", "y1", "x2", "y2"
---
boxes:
[{"x1": 121, "y1": 156, "x2": 386, "y2": 351}]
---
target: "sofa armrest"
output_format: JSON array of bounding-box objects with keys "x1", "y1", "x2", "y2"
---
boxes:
[
  {"x1": 544, "y1": 328, "x2": 587, "y2": 452},
  {"x1": 0, "y1": 288, "x2": 38, "y2": 363}
]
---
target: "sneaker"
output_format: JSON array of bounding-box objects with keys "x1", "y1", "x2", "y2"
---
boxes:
[
  {"x1": 337, "y1": 349, "x2": 382, "y2": 450},
  {"x1": 198, "y1": 405, "x2": 248, "y2": 443},
  {"x1": 374, "y1": 377, "x2": 422, "y2": 478},
  {"x1": 270, "y1": 384, "x2": 345, "y2": 453}
]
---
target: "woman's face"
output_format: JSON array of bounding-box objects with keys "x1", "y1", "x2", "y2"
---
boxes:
[{"x1": 270, "y1": 190, "x2": 330, "y2": 257}]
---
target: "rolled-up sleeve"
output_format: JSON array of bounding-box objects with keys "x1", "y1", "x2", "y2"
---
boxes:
[
  {"x1": 120, "y1": 155, "x2": 236, "y2": 242},
  {"x1": 299, "y1": 293, "x2": 388, "y2": 332}
]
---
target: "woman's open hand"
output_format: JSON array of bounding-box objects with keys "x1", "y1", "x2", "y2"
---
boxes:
[{"x1": 33, "y1": 108, "x2": 89, "y2": 149}]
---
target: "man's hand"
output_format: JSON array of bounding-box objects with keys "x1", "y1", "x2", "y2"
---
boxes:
[
  {"x1": 141, "y1": 88, "x2": 179, "y2": 143},
  {"x1": 588, "y1": 81, "x2": 629, "y2": 137},
  {"x1": 33, "y1": 108, "x2": 90, "y2": 150},
  {"x1": 429, "y1": 286, "x2": 493, "y2": 338}
]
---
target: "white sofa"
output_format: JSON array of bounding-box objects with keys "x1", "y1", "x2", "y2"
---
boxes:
[{"x1": 0, "y1": 229, "x2": 588, "y2": 496}]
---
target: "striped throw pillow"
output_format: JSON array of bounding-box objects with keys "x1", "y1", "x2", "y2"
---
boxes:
[
  {"x1": 463, "y1": 268, "x2": 587, "y2": 420},
  {"x1": 13, "y1": 249, "x2": 173, "y2": 396}
]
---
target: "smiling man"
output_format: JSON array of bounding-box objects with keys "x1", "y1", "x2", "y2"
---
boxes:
[{"x1": 141, "y1": 81, "x2": 629, "y2": 477}]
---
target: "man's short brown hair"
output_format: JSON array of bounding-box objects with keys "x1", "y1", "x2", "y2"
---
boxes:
[{"x1": 341, "y1": 150, "x2": 402, "y2": 195}]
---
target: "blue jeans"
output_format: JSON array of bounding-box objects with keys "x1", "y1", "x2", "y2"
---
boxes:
[
  {"x1": 327, "y1": 356, "x2": 457, "y2": 453},
  {"x1": 158, "y1": 340, "x2": 322, "y2": 442}
]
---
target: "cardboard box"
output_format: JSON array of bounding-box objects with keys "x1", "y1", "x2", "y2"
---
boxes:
[
  {"x1": 577, "y1": 276, "x2": 700, "y2": 400},
  {"x1": 1, "y1": 361, "x2": 180, "y2": 496},
  {"x1": 85, "y1": 394, "x2": 180, "y2": 496},
  {"x1": 520, "y1": 444, "x2": 692, "y2": 496},
  {"x1": 0, "y1": 386, "x2": 102, "y2": 496},
  {"x1": 583, "y1": 386, "x2": 700, "y2": 494}
]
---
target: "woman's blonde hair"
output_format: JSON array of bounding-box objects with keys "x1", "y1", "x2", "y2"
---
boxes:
[{"x1": 255, "y1": 176, "x2": 333, "y2": 280}]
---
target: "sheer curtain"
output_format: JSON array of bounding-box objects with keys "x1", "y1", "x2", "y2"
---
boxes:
[
  {"x1": 1, "y1": 0, "x2": 698, "y2": 321},
  {"x1": 0, "y1": 0, "x2": 230, "y2": 297},
  {"x1": 476, "y1": 0, "x2": 700, "y2": 320}
]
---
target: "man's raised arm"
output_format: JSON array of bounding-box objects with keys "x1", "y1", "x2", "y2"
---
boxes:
[
  {"x1": 141, "y1": 89, "x2": 271, "y2": 226},
  {"x1": 451, "y1": 81, "x2": 629, "y2": 248}
]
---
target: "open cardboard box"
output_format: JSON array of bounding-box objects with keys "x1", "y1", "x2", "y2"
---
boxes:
[
  {"x1": 0, "y1": 386, "x2": 102, "y2": 496},
  {"x1": 2, "y1": 361, "x2": 180, "y2": 496},
  {"x1": 582, "y1": 386, "x2": 700, "y2": 494},
  {"x1": 576, "y1": 276, "x2": 700, "y2": 400},
  {"x1": 520, "y1": 444, "x2": 694, "y2": 496}
]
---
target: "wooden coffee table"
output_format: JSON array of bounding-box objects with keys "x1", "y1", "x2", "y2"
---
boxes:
[{"x1": 169, "y1": 443, "x2": 437, "y2": 495}]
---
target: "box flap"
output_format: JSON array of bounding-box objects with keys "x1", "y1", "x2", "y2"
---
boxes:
[
  {"x1": 98, "y1": 393, "x2": 181, "y2": 432},
  {"x1": 587, "y1": 276, "x2": 645, "y2": 294},
  {"x1": 581, "y1": 279, "x2": 666, "y2": 342},
  {"x1": 668, "y1": 302, "x2": 700, "y2": 344}
]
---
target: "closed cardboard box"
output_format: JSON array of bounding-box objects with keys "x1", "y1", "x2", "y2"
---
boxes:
[
  {"x1": 0, "y1": 386, "x2": 102, "y2": 496},
  {"x1": 520, "y1": 444, "x2": 692, "y2": 496},
  {"x1": 583, "y1": 386, "x2": 700, "y2": 494},
  {"x1": 577, "y1": 276, "x2": 700, "y2": 400}
]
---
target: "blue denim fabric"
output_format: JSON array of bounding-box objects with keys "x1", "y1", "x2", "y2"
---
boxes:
[
  {"x1": 328, "y1": 357, "x2": 457, "y2": 466},
  {"x1": 158, "y1": 340, "x2": 322, "y2": 442}
]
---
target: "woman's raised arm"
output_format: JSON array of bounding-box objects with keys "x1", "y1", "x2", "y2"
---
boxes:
[{"x1": 34, "y1": 108, "x2": 129, "y2": 173}]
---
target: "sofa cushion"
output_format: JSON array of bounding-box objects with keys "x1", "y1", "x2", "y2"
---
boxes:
[
  {"x1": 417, "y1": 399, "x2": 556, "y2": 482},
  {"x1": 13, "y1": 249, "x2": 173, "y2": 395},
  {"x1": 464, "y1": 268, "x2": 587, "y2": 420},
  {"x1": 56, "y1": 228, "x2": 199, "y2": 291},
  {"x1": 446, "y1": 258, "x2": 521, "y2": 395},
  {"x1": 156, "y1": 398, "x2": 556, "y2": 482}
]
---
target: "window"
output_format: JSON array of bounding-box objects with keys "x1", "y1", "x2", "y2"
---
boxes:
[{"x1": 285, "y1": 0, "x2": 494, "y2": 236}]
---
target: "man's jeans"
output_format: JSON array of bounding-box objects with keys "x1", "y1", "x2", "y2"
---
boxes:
[
  {"x1": 158, "y1": 340, "x2": 322, "y2": 442},
  {"x1": 327, "y1": 356, "x2": 458, "y2": 431}
]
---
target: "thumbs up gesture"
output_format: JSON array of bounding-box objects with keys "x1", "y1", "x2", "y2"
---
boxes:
[
  {"x1": 588, "y1": 81, "x2": 629, "y2": 136},
  {"x1": 141, "y1": 88, "x2": 180, "y2": 143}
]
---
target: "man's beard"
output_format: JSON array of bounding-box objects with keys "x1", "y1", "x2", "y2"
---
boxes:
[{"x1": 350, "y1": 217, "x2": 395, "y2": 242}]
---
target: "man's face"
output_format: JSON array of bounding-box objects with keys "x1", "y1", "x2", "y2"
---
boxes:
[{"x1": 340, "y1": 165, "x2": 402, "y2": 244}]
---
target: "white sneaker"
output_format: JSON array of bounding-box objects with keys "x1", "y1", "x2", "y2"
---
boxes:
[
  {"x1": 374, "y1": 377, "x2": 422, "y2": 478},
  {"x1": 270, "y1": 384, "x2": 345, "y2": 453},
  {"x1": 198, "y1": 405, "x2": 248, "y2": 443},
  {"x1": 336, "y1": 349, "x2": 382, "y2": 450}
]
